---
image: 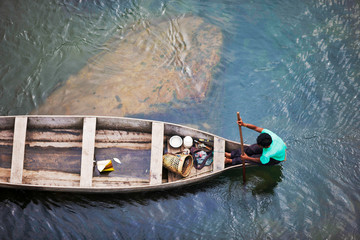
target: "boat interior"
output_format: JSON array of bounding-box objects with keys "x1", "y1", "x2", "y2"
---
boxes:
[{"x1": 0, "y1": 116, "x2": 241, "y2": 190}]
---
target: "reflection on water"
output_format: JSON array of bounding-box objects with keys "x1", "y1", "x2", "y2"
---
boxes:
[
  {"x1": 247, "y1": 165, "x2": 283, "y2": 195},
  {"x1": 1, "y1": 0, "x2": 360, "y2": 239},
  {"x1": 0, "y1": 169, "x2": 282, "y2": 239}
]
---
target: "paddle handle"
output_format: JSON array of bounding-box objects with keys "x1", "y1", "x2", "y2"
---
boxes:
[
  {"x1": 237, "y1": 112, "x2": 246, "y2": 183},
  {"x1": 237, "y1": 112, "x2": 244, "y2": 153}
]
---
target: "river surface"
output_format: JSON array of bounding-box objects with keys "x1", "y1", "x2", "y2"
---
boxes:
[{"x1": 1, "y1": 0, "x2": 360, "y2": 239}]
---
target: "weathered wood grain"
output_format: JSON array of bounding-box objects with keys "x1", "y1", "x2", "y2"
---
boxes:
[
  {"x1": 27, "y1": 116, "x2": 83, "y2": 129},
  {"x1": 0, "y1": 130, "x2": 13, "y2": 142},
  {"x1": 0, "y1": 167, "x2": 10, "y2": 183},
  {"x1": 97, "y1": 117, "x2": 152, "y2": 133},
  {"x1": 0, "y1": 145, "x2": 12, "y2": 169},
  {"x1": 23, "y1": 169, "x2": 80, "y2": 186},
  {"x1": 164, "y1": 124, "x2": 213, "y2": 141},
  {"x1": 1, "y1": 128, "x2": 152, "y2": 149},
  {"x1": 21, "y1": 129, "x2": 151, "y2": 143},
  {"x1": 0, "y1": 117, "x2": 15, "y2": 130},
  {"x1": 149, "y1": 122, "x2": 164, "y2": 185},
  {"x1": 213, "y1": 137, "x2": 225, "y2": 171},
  {"x1": 10, "y1": 117, "x2": 28, "y2": 184},
  {"x1": 24, "y1": 146, "x2": 81, "y2": 173},
  {"x1": 94, "y1": 147, "x2": 151, "y2": 179},
  {"x1": 80, "y1": 117, "x2": 97, "y2": 187},
  {"x1": 92, "y1": 177, "x2": 149, "y2": 187}
]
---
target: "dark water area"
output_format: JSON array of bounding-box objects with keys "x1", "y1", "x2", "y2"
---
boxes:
[{"x1": 1, "y1": 0, "x2": 360, "y2": 239}]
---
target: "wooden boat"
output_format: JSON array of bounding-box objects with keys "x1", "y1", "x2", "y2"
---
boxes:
[{"x1": 0, "y1": 115, "x2": 255, "y2": 193}]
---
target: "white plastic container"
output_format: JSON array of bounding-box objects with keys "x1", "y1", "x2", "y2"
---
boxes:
[{"x1": 183, "y1": 136, "x2": 193, "y2": 148}]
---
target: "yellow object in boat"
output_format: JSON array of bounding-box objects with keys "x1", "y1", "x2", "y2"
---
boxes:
[{"x1": 97, "y1": 160, "x2": 114, "y2": 172}]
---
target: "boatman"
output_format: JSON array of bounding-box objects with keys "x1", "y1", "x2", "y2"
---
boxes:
[{"x1": 225, "y1": 118, "x2": 287, "y2": 165}]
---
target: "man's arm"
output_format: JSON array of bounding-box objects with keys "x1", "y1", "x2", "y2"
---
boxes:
[
  {"x1": 241, "y1": 153, "x2": 262, "y2": 164},
  {"x1": 237, "y1": 118, "x2": 264, "y2": 133}
]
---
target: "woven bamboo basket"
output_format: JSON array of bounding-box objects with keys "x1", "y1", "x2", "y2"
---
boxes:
[{"x1": 163, "y1": 154, "x2": 193, "y2": 177}]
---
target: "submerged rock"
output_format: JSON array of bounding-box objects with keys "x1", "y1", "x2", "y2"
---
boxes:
[{"x1": 33, "y1": 16, "x2": 222, "y2": 116}]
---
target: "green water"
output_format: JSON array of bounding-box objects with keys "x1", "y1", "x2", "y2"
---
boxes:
[{"x1": 1, "y1": 0, "x2": 360, "y2": 239}]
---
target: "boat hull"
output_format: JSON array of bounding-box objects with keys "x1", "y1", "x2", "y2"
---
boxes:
[{"x1": 0, "y1": 115, "x2": 252, "y2": 193}]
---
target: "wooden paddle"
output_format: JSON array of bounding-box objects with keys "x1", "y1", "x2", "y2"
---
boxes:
[{"x1": 237, "y1": 112, "x2": 246, "y2": 183}]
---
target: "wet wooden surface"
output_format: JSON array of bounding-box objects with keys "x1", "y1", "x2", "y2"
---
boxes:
[
  {"x1": 94, "y1": 148, "x2": 151, "y2": 180},
  {"x1": 0, "y1": 145, "x2": 12, "y2": 169},
  {"x1": 24, "y1": 146, "x2": 82, "y2": 173}
]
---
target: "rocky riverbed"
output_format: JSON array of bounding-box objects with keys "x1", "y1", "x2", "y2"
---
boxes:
[{"x1": 33, "y1": 15, "x2": 223, "y2": 116}]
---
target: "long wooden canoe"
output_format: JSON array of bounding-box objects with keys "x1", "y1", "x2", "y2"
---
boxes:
[{"x1": 0, "y1": 115, "x2": 255, "y2": 193}]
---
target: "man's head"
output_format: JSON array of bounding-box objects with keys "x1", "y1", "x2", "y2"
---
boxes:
[{"x1": 257, "y1": 133, "x2": 272, "y2": 148}]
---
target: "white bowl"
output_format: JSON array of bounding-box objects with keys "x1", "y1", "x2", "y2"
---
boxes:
[{"x1": 169, "y1": 135, "x2": 182, "y2": 148}]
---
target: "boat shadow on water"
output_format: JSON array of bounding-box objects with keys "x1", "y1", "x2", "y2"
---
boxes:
[
  {"x1": 226, "y1": 164, "x2": 284, "y2": 195},
  {"x1": 0, "y1": 165, "x2": 283, "y2": 208}
]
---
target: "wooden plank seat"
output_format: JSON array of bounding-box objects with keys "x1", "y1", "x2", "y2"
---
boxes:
[
  {"x1": 10, "y1": 116, "x2": 28, "y2": 184},
  {"x1": 149, "y1": 122, "x2": 164, "y2": 185},
  {"x1": 80, "y1": 117, "x2": 97, "y2": 187},
  {"x1": 213, "y1": 137, "x2": 225, "y2": 171}
]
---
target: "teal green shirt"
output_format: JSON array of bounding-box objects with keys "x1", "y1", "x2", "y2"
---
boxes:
[{"x1": 260, "y1": 129, "x2": 287, "y2": 164}]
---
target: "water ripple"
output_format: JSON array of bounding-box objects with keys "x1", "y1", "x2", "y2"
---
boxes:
[{"x1": 1, "y1": 0, "x2": 360, "y2": 239}]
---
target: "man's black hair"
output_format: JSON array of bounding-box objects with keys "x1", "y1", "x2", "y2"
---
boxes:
[{"x1": 257, "y1": 133, "x2": 272, "y2": 147}]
